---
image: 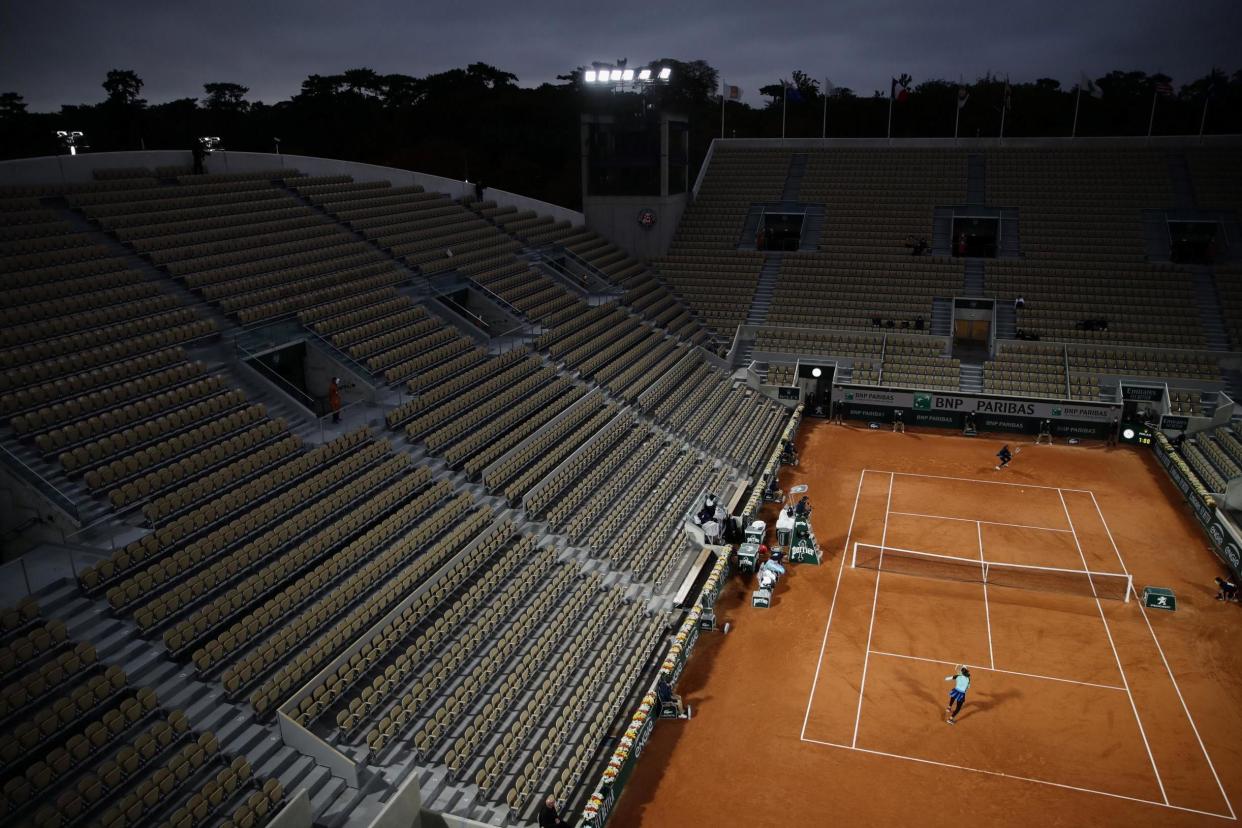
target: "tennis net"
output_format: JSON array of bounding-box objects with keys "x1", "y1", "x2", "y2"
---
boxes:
[{"x1": 851, "y1": 543, "x2": 1132, "y2": 602}]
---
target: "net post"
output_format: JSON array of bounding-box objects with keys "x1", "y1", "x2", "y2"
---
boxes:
[
  {"x1": 850, "y1": 542, "x2": 858, "y2": 568},
  {"x1": 1124, "y1": 576, "x2": 1133, "y2": 603}
]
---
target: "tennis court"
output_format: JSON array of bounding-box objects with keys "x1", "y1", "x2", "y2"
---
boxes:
[{"x1": 613, "y1": 423, "x2": 1242, "y2": 827}]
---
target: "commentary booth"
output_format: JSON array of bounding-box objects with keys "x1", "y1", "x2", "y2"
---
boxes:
[{"x1": 832, "y1": 385, "x2": 1120, "y2": 439}]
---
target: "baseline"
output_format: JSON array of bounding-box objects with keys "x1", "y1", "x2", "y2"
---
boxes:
[{"x1": 797, "y1": 737, "x2": 1235, "y2": 822}]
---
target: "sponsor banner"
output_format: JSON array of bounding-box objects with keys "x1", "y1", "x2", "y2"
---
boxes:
[
  {"x1": 1123, "y1": 384, "x2": 1165, "y2": 402},
  {"x1": 1160, "y1": 415, "x2": 1190, "y2": 432},
  {"x1": 835, "y1": 386, "x2": 1117, "y2": 422}
]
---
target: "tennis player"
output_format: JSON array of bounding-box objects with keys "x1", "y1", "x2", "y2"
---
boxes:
[
  {"x1": 995, "y1": 445, "x2": 1013, "y2": 470},
  {"x1": 944, "y1": 666, "x2": 971, "y2": 724}
]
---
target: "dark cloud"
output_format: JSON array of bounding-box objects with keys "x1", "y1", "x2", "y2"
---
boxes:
[{"x1": 2, "y1": 0, "x2": 1238, "y2": 110}]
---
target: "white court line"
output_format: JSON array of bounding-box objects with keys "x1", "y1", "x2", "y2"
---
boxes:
[
  {"x1": 1058, "y1": 488, "x2": 1168, "y2": 805},
  {"x1": 868, "y1": 648, "x2": 1126, "y2": 692},
  {"x1": 889, "y1": 510, "x2": 1073, "y2": 534},
  {"x1": 1088, "y1": 491, "x2": 1237, "y2": 820},
  {"x1": 977, "y1": 520, "x2": 995, "y2": 670},
  {"x1": 871, "y1": 468, "x2": 1092, "y2": 493},
  {"x1": 850, "y1": 471, "x2": 893, "y2": 748},
  {"x1": 798, "y1": 737, "x2": 1236, "y2": 821},
  {"x1": 800, "y1": 469, "x2": 867, "y2": 741}
]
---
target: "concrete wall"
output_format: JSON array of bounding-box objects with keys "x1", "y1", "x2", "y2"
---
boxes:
[
  {"x1": 0, "y1": 150, "x2": 583, "y2": 225},
  {"x1": 583, "y1": 193, "x2": 686, "y2": 261}
]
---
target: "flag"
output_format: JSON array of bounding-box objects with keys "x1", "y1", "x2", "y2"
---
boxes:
[
  {"x1": 1079, "y1": 71, "x2": 1103, "y2": 99},
  {"x1": 891, "y1": 73, "x2": 911, "y2": 102},
  {"x1": 824, "y1": 78, "x2": 836, "y2": 96},
  {"x1": 723, "y1": 84, "x2": 741, "y2": 100},
  {"x1": 957, "y1": 86, "x2": 970, "y2": 110},
  {"x1": 1003, "y1": 78, "x2": 1012, "y2": 111},
  {"x1": 784, "y1": 82, "x2": 803, "y2": 103},
  {"x1": 1154, "y1": 80, "x2": 1173, "y2": 97}
]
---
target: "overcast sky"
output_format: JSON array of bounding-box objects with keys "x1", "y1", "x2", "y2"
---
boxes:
[{"x1": 2, "y1": 0, "x2": 1239, "y2": 111}]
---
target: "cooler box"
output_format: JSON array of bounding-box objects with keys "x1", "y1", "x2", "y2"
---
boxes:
[
  {"x1": 752, "y1": 588, "x2": 772, "y2": 608},
  {"x1": 737, "y1": 542, "x2": 761, "y2": 573},
  {"x1": 775, "y1": 511, "x2": 795, "y2": 547},
  {"x1": 745, "y1": 520, "x2": 767, "y2": 545}
]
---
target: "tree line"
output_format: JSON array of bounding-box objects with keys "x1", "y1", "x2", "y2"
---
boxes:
[{"x1": 0, "y1": 63, "x2": 1237, "y2": 210}]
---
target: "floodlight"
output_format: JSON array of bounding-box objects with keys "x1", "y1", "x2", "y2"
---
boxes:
[
  {"x1": 811, "y1": 367, "x2": 822, "y2": 378},
  {"x1": 658, "y1": 67, "x2": 672, "y2": 80},
  {"x1": 1122, "y1": 427, "x2": 1136, "y2": 440},
  {"x1": 610, "y1": 69, "x2": 623, "y2": 81},
  {"x1": 584, "y1": 70, "x2": 597, "y2": 83},
  {"x1": 55, "y1": 130, "x2": 85, "y2": 155},
  {"x1": 621, "y1": 69, "x2": 634, "y2": 81},
  {"x1": 638, "y1": 68, "x2": 652, "y2": 80}
]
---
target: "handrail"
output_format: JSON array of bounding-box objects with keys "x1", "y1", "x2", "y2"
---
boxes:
[{"x1": 0, "y1": 442, "x2": 80, "y2": 523}]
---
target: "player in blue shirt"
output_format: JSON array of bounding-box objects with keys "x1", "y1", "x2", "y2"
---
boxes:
[{"x1": 944, "y1": 666, "x2": 971, "y2": 724}]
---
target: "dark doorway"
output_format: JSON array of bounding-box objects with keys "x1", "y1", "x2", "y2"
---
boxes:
[
  {"x1": 798, "y1": 362, "x2": 834, "y2": 416},
  {"x1": 952, "y1": 216, "x2": 999, "y2": 258},
  {"x1": 250, "y1": 342, "x2": 313, "y2": 411},
  {"x1": 1169, "y1": 221, "x2": 1219, "y2": 264},
  {"x1": 760, "y1": 213, "x2": 805, "y2": 251}
]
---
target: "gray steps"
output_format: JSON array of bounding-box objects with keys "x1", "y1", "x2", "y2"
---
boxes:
[
  {"x1": 930, "y1": 298, "x2": 953, "y2": 337},
  {"x1": 745, "y1": 255, "x2": 782, "y2": 327},
  {"x1": 798, "y1": 204, "x2": 826, "y2": 251},
  {"x1": 958, "y1": 362, "x2": 984, "y2": 394},
  {"x1": 780, "y1": 153, "x2": 808, "y2": 202},
  {"x1": 1189, "y1": 266, "x2": 1231, "y2": 351},
  {"x1": 1166, "y1": 152, "x2": 1198, "y2": 209},
  {"x1": 995, "y1": 303, "x2": 1017, "y2": 341},
  {"x1": 966, "y1": 154, "x2": 986, "y2": 205},
  {"x1": 964, "y1": 260, "x2": 985, "y2": 295},
  {"x1": 998, "y1": 208, "x2": 1021, "y2": 258}
]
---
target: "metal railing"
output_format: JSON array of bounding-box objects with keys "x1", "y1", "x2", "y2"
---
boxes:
[{"x1": 0, "y1": 442, "x2": 80, "y2": 524}]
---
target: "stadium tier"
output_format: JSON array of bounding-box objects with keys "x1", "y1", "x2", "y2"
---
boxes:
[
  {"x1": 3, "y1": 136, "x2": 1241, "y2": 828},
  {"x1": 1, "y1": 154, "x2": 791, "y2": 828}
]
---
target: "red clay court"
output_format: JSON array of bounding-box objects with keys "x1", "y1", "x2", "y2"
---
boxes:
[{"x1": 612, "y1": 421, "x2": 1242, "y2": 827}]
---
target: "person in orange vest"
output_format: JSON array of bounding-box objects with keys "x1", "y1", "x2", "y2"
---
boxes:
[{"x1": 328, "y1": 377, "x2": 342, "y2": 423}]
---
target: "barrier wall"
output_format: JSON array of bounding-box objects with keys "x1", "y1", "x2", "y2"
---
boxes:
[
  {"x1": 832, "y1": 384, "x2": 1121, "y2": 439},
  {"x1": 580, "y1": 549, "x2": 730, "y2": 826}
]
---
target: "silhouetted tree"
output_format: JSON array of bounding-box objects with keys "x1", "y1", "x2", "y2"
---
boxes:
[
  {"x1": 203, "y1": 83, "x2": 250, "y2": 112},
  {"x1": 102, "y1": 70, "x2": 145, "y2": 107}
]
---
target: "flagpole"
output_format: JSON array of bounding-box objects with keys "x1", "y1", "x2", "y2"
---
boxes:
[
  {"x1": 887, "y1": 93, "x2": 893, "y2": 140},
  {"x1": 1199, "y1": 94, "x2": 1210, "y2": 137},
  {"x1": 721, "y1": 93, "x2": 726, "y2": 139},
  {"x1": 822, "y1": 94, "x2": 828, "y2": 139},
  {"x1": 954, "y1": 99, "x2": 960, "y2": 140},
  {"x1": 1071, "y1": 85, "x2": 1082, "y2": 138},
  {"x1": 782, "y1": 84, "x2": 787, "y2": 139},
  {"x1": 1147, "y1": 89, "x2": 1157, "y2": 138},
  {"x1": 999, "y1": 100, "x2": 1007, "y2": 140}
]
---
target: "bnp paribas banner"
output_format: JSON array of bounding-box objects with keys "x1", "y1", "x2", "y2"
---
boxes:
[{"x1": 835, "y1": 386, "x2": 1117, "y2": 422}]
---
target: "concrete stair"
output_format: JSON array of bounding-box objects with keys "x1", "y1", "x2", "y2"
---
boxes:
[
  {"x1": 966, "y1": 154, "x2": 986, "y2": 205},
  {"x1": 780, "y1": 153, "x2": 808, "y2": 202},
  {"x1": 931, "y1": 298, "x2": 953, "y2": 337},
  {"x1": 964, "y1": 260, "x2": 985, "y2": 295},
  {"x1": 1166, "y1": 152, "x2": 1198, "y2": 209},
  {"x1": 1189, "y1": 266, "x2": 1231, "y2": 351},
  {"x1": 958, "y1": 362, "x2": 984, "y2": 394},
  {"x1": 995, "y1": 302, "x2": 1017, "y2": 340},
  {"x1": 745, "y1": 255, "x2": 782, "y2": 327}
]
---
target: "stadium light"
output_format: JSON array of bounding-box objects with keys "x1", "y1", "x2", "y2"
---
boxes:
[
  {"x1": 1122, "y1": 427, "x2": 1136, "y2": 441},
  {"x1": 55, "y1": 130, "x2": 85, "y2": 155},
  {"x1": 197, "y1": 137, "x2": 223, "y2": 152},
  {"x1": 581, "y1": 61, "x2": 672, "y2": 89}
]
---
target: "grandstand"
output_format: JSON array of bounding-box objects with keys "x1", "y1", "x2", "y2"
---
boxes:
[
  {"x1": 4, "y1": 131, "x2": 1242, "y2": 828},
  {"x1": 1, "y1": 150, "x2": 788, "y2": 828}
]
